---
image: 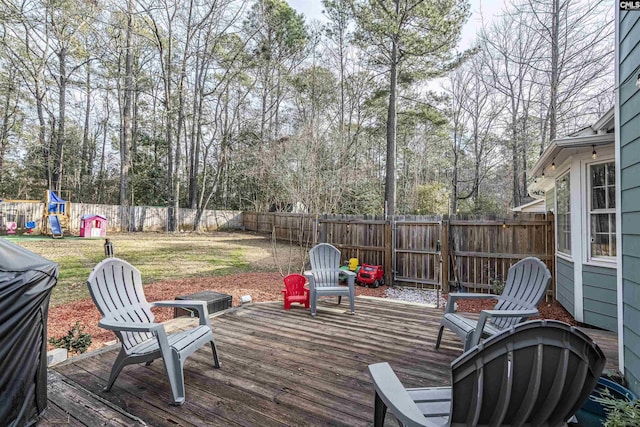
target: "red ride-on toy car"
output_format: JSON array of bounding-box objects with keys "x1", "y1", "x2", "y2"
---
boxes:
[{"x1": 357, "y1": 264, "x2": 384, "y2": 288}]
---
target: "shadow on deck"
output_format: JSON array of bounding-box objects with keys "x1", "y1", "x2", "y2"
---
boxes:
[{"x1": 39, "y1": 297, "x2": 619, "y2": 426}]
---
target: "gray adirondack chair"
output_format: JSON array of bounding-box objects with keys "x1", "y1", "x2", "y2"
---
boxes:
[
  {"x1": 436, "y1": 256, "x2": 551, "y2": 351},
  {"x1": 369, "y1": 320, "x2": 606, "y2": 427},
  {"x1": 86, "y1": 258, "x2": 220, "y2": 405},
  {"x1": 304, "y1": 243, "x2": 355, "y2": 316}
]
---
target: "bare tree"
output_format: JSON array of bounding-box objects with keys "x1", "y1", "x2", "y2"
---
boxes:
[
  {"x1": 449, "y1": 56, "x2": 504, "y2": 212},
  {"x1": 479, "y1": 10, "x2": 544, "y2": 207},
  {"x1": 518, "y1": 0, "x2": 614, "y2": 148}
]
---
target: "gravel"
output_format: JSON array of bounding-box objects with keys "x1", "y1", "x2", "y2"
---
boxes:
[{"x1": 384, "y1": 286, "x2": 447, "y2": 307}]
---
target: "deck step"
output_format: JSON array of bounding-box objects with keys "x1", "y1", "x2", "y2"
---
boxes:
[{"x1": 40, "y1": 371, "x2": 147, "y2": 426}]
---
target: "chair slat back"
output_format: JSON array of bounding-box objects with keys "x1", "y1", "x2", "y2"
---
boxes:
[
  {"x1": 284, "y1": 274, "x2": 307, "y2": 297},
  {"x1": 87, "y1": 258, "x2": 155, "y2": 352},
  {"x1": 449, "y1": 320, "x2": 605, "y2": 427},
  {"x1": 493, "y1": 257, "x2": 552, "y2": 329},
  {"x1": 309, "y1": 243, "x2": 341, "y2": 288}
]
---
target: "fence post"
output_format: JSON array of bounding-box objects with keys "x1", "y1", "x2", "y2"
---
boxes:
[
  {"x1": 441, "y1": 220, "x2": 450, "y2": 293},
  {"x1": 385, "y1": 218, "x2": 393, "y2": 286},
  {"x1": 319, "y1": 215, "x2": 327, "y2": 243}
]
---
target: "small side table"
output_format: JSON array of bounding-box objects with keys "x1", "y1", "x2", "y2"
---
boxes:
[{"x1": 174, "y1": 290, "x2": 232, "y2": 318}]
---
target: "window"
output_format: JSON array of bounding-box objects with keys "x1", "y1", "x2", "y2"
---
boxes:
[
  {"x1": 589, "y1": 162, "x2": 616, "y2": 258},
  {"x1": 556, "y1": 173, "x2": 571, "y2": 255}
]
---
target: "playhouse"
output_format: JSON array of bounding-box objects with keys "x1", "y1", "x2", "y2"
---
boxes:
[{"x1": 79, "y1": 214, "x2": 107, "y2": 238}]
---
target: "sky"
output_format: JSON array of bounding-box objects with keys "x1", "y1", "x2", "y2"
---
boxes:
[{"x1": 287, "y1": 0, "x2": 508, "y2": 50}]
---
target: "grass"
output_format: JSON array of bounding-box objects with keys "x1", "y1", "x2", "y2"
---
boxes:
[{"x1": 7, "y1": 232, "x2": 295, "y2": 307}]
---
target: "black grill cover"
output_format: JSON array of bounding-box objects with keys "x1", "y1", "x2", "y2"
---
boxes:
[{"x1": 0, "y1": 239, "x2": 58, "y2": 427}]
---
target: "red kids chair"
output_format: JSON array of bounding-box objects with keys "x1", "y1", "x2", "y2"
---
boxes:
[{"x1": 282, "y1": 274, "x2": 310, "y2": 310}]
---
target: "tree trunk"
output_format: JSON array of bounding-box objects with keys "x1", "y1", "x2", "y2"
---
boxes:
[
  {"x1": 385, "y1": 36, "x2": 398, "y2": 217},
  {"x1": 549, "y1": 0, "x2": 559, "y2": 142},
  {"x1": 512, "y1": 123, "x2": 520, "y2": 207},
  {"x1": 0, "y1": 81, "x2": 14, "y2": 183},
  {"x1": 35, "y1": 83, "x2": 51, "y2": 190},
  {"x1": 80, "y1": 63, "x2": 92, "y2": 201},
  {"x1": 53, "y1": 47, "x2": 67, "y2": 193},
  {"x1": 120, "y1": 0, "x2": 134, "y2": 232}
]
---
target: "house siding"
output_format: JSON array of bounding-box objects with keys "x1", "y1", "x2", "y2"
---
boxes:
[
  {"x1": 582, "y1": 264, "x2": 617, "y2": 332},
  {"x1": 545, "y1": 188, "x2": 555, "y2": 212},
  {"x1": 556, "y1": 257, "x2": 574, "y2": 316},
  {"x1": 618, "y1": 9, "x2": 640, "y2": 395}
]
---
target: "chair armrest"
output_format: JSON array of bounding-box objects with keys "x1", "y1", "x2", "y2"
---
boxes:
[
  {"x1": 151, "y1": 300, "x2": 211, "y2": 327},
  {"x1": 368, "y1": 362, "x2": 436, "y2": 427},
  {"x1": 152, "y1": 300, "x2": 208, "y2": 310},
  {"x1": 470, "y1": 308, "x2": 540, "y2": 348},
  {"x1": 100, "y1": 318, "x2": 172, "y2": 359},
  {"x1": 98, "y1": 319, "x2": 164, "y2": 333},
  {"x1": 304, "y1": 271, "x2": 314, "y2": 290},
  {"x1": 341, "y1": 270, "x2": 356, "y2": 278},
  {"x1": 480, "y1": 308, "x2": 539, "y2": 319},
  {"x1": 444, "y1": 292, "x2": 498, "y2": 314}
]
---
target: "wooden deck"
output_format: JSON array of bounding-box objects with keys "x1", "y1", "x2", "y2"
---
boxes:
[{"x1": 39, "y1": 297, "x2": 619, "y2": 426}]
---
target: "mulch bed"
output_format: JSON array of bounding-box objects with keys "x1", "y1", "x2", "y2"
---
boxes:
[{"x1": 453, "y1": 297, "x2": 577, "y2": 325}]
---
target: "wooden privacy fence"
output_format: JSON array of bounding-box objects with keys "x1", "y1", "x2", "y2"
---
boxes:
[
  {"x1": 242, "y1": 212, "x2": 316, "y2": 244},
  {"x1": 243, "y1": 212, "x2": 556, "y2": 297},
  {"x1": 448, "y1": 216, "x2": 555, "y2": 294},
  {"x1": 0, "y1": 201, "x2": 243, "y2": 233},
  {"x1": 394, "y1": 219, "x2": 443, "y2": 288}
]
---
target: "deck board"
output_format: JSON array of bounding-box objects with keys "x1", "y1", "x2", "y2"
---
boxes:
[{"x1": 39, "y1": 297, "x2": 619, "y2": 427}]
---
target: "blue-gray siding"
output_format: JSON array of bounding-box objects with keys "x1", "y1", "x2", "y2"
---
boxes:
[
  {"x1": 619, "y1": 9, "x2": 640, "y2": 395},
  {"x1": 556, "y1": 257, "x2": 574, "y2": 316},
  {"x1": 582, "y1": 264, "x2": 617, "y2": 332}
]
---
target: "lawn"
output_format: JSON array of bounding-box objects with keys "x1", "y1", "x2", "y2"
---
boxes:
[{"x1": 8, "y1": 231, "x2": 305, "y2": 306}]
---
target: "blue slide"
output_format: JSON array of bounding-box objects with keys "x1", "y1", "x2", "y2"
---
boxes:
[{"x1": 48, "y1": 215, "x2": 63, "y2": 238}]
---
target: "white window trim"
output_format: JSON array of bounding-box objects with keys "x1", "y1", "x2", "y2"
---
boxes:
[
  {"x1": 555, "y1": 170, "x2": 572, "y2": 257},
  {"x1": 556, "y1": 251, "x2": 573, "y2": 263},
  {"x1": 584, "y1": 157, "x2": 616, "y2": 267}
]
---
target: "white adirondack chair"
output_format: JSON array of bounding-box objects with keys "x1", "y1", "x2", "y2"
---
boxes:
[
  {"x1": 435, "y1": 256, "x2": 552, "y2": 351},
  {"x1": 304, "y1": 243, "x2": 355, "y2": 316},
  {"x1": 86, "y1": 258, "x2": 220, "y2": 405}
]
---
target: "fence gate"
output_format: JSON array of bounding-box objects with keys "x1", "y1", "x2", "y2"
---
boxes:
[{"x1": 393, "y1": 219, "x2": 443, "y2": 289}]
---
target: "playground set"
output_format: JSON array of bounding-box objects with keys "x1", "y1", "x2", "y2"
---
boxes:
[{"x1": 0, "y1": 191, "x2": 72, "y2": 238}]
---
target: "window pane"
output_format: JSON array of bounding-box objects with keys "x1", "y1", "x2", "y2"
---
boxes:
[
  {"x1": 595, "y1": 233, "x2": 608, "y2": 244},
  {"x1": 591, "y1": 242, "x2": 603, "y2": 257},
  {"x1": 592, "y1": 164, "x2": 605, "y2": 187},
  {"x1": 611, "y1": 234, "x2": 617, "y2": 256},
  {"x1": 556, "y1": 174, "x2": 571, "y2": 254},
  {"x1": 588, "y1": 162, "x2": 616, "y2": 260},
  {"x1": 593, "y1": 214, "x2": 609, "y2": 233},
  {"x1": 592, "y1": 234, "x2": 608, "y2": 257},
  {"x1": 608, "y1": 185, "x2": 615, "y2": 209},
  {"x1": 592, "y1": 188, "x2": 606, "y2": 209},
  {"x1": 611, "y1": 213, "x2": 616, "y2": 232},
  {"x1": 607, "y1": 162, "x2": 615, "y2": 186}
]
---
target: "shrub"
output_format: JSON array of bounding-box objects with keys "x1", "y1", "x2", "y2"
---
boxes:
[
  {"x1": 492, "y1": 278, "x2": 505, "y2": 295},
  {"x1": 594, "y1": 386, "x2": 640, "y2": 427},
  {"x1": 49, "y1": 321, "x2": 92, "y2": 354}
]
